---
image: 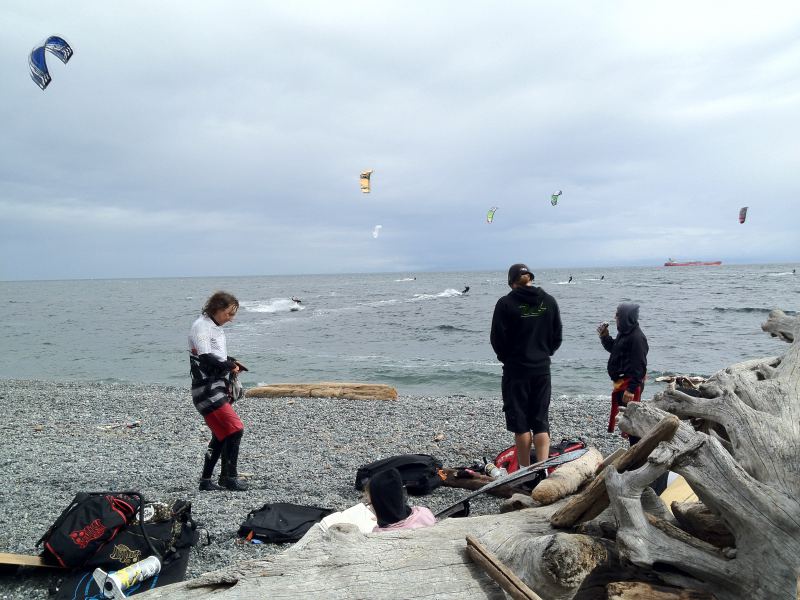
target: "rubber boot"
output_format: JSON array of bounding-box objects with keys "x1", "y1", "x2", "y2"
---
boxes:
[
  {"x1": 219, "y1": 431, "x2": 248, "y2": 491},
  {"x1": 200, "y1": 437, "x2": 224, "y2": 491}
]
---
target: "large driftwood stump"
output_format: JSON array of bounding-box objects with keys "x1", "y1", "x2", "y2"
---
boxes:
[
  {"x1": 142, "y1": 311, "x2": 800, "y2": 599},
  {"x1": 604, "y1": 309, "x2": 800, "y2": 599}
]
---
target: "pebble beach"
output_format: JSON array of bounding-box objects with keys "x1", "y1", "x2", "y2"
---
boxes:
[{"x1": 0, "y1": 379, "x2": 624, "y2": 599}]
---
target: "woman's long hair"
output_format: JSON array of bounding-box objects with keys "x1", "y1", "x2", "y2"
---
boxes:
[{"x1": 203, "y1": 291, "x2": 239, "y2": 317}]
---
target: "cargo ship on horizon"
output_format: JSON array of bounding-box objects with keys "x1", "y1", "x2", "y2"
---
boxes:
[{"x1": 664, "y1": 258, "x2": 722, "y2": 267}]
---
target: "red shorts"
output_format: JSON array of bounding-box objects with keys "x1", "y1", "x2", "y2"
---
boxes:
[
  {"x1": 608, "y1": 377, "x2": 644, "y2": 434},
  {"x1": 204, "y1": 403, "x2": 244, "y2": 440}
]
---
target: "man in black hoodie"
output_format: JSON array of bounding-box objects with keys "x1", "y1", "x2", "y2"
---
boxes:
[{"x1": 491, "y1": 263, "x2": 563, "y2": 470}]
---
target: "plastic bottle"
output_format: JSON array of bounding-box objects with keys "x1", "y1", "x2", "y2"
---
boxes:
[{"x1": 484, "y1": 463, "x2": 508, "y2": 478}]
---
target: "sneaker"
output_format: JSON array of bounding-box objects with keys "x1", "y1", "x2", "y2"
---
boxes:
[
  {"x1": 199, "y1": 479, "x2": 224, "y2": 491},
  {"x1": 219, "y1": 477, "x2": 249, "y2": 492}
]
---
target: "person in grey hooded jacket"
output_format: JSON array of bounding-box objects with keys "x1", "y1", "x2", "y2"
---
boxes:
[
  {"x1": 597, "y1": 302, "x2": 648, "y2": 434},
  {"x1": 598, "y1": 303, "x2": 667, "y2": 493},
  {"x1": 491, "y1": 263, "x2": 562, "y2": 473}
]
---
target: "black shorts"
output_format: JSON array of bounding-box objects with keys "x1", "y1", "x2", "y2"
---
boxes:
[{"x1": 501, "y1": 372, "x2": 551, "y2": 434}]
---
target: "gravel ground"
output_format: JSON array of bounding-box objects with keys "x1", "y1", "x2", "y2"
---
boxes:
[{"x1": 0, "y1": 379, "x2": 624, "y2": 599}]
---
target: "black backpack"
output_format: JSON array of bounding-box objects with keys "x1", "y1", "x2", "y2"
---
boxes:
[
  {"x1": 37, "y1": 491, "x2": 143, "y2": 569},
  {"x1": 354, "y1": 454, "x2": 444, "y2": 496},
  {"x1": 237, "y1": 502, "x2": 334, "y2": 543}
]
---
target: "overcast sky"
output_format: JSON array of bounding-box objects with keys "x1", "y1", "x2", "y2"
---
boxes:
[{"x1": 1, "y1": 1, "x2": 798, "y2": 280}]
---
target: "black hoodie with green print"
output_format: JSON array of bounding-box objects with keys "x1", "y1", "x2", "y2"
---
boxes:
[{"x1": 491, "y1": 285, "x2": 562, "y2": 375}]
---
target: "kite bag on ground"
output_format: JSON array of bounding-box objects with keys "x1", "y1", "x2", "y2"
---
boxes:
[
  {"x1": 55, "y1": 499, "x2": 202, "y2": 600},
  {"x1": 37, "y1": 491, "x2": 142, "y2": 568},
  {"x1": 494, "y1": 438, "x2": 587, "y2": 474},
  {"x1": 354, "y1": 454, "x2": 444, "y2": 496},
  {"x1": 83, "y1": 499, "x2": 199, "y2": 570},
  {"x1": 237, "y1": 502, "x2": 334, "y2": 543}
]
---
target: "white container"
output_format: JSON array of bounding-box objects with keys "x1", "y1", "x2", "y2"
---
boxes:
[{"x1": 485, "y1": 463, "x2": 508, "y2": 478}]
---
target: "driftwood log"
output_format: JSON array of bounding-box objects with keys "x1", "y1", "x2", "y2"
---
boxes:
[
  {"x1": 142, "y1": 310, "x2": 799, "y2": 599},
  {"x1": 245, "y1": 382, "x2": 398, "y2": 401}
]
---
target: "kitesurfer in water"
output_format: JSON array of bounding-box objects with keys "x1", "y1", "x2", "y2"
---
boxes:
[
  {"x1": 462, "y1": 286, "x2": 470, "y2": 295},
  {"x1": 601, "y1": 275, "x2": 605, "y2": 280},
  {"x1": 568, "y1": 275, "x2": 573, "y2": 283},
  {"x1": 291, "y1": 297, "x2": 302, "y2": 304}
]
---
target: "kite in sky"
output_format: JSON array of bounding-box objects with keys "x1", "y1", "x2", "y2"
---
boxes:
[
  {"x1": 29, "y1": 35, "x2": 73, "y2": 90},
  {"x1": 486, "y1": 207, "x2": 497, "y2": 223},
  {"x1": 739, "y1": 206, "x2": 748, "y2": 224},
  {"x1": 372, "y1": 225, "x2": 382, "y2": 238},
  {"x1": 551, "y1": 190, "x2": 562, "y2": 206},
  {"x1": 360, "y1": 170, "x2": 373, "y2": 193}
]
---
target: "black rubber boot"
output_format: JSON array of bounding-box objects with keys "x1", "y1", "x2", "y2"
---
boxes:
[
  {"x1": 199, "y1": 436, "x2": 224, "y2": 490},
  {"x1": 199, "y1": 478, "x2": 224, "y2": 491},
  {"x1": 219, "y1": 431, "x2": 248, "y2": 491}
]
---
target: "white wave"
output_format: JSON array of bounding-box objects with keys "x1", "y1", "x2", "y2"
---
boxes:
[
  {"x1": 409, "y1": 288, "x2": 463, "y2": 301},
  {"x1": 241, "y1": 298, "x2": 304, "y2": 314},
  {"x1": 359, "y1": 299, "x2": 400, "y2": 307},
  {"x1": 554, "y1": 280, "x2": 576, "y2": 285},
  {"x1": 395, "y1": 277, "x2": 416, "y2": 282},
  {"x1": 768, "y1": 272, "x2": 795, "y2": 276}
]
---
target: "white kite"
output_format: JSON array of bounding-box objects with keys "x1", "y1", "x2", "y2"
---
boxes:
[{"x1": 372, "y1": 225, "x2": 383, "y2": 238}]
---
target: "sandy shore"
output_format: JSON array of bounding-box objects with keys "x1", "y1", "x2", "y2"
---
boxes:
[{"x1": 0, "y1": 379, "x2": 623, "y2": 599}]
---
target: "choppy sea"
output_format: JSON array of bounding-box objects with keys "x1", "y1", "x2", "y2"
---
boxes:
[{"x1": 2, "y1": 264, "x2": 797, "y2": 401}]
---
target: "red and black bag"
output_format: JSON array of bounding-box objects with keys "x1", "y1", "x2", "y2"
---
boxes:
[
  {"x1": 37, "y1": 491, "x2": 141, "y2": 568},
  {"x1": 494, "y1": 438, "x2": 587, "y2": 474}
]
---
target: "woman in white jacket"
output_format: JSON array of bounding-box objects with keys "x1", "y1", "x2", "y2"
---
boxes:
[{"x1": 188, "y1": 291, "x2": 248, "y2": 491}]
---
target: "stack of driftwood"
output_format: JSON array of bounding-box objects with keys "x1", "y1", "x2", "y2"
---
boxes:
[{"x1": 142, "y1": 310, "x2": 799, "y2": 600}]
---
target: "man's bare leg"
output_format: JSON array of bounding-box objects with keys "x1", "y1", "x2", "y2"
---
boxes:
[
  {"x1": 515, "y1": 431, "x2": 533, "y2": 467},
  {"x1": 533, "y1": 431, "x2": 550, "y2": 463}
]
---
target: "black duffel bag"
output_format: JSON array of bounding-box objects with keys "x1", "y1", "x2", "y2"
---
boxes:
[
  {"x1": 354, "y1": 454, "x2": 444, "y2": 496},
  {"x1": 238, "y1": 502, "x2": 333, "y2": 543}
]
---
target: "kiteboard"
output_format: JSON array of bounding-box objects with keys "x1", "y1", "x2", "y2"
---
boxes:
[{"x1": 435, "y1": 448, "x2": 588, "y2": 520}]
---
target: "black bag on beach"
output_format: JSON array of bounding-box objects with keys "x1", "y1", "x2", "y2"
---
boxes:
[
  {"x1": 37, "y1": 491, "x2": 142, "y2": 569},
  {"x1": 237, "y1": 502, "x2": 334, "y2": 543},
  {"x1": 354, "y1": 454, "x2": 444, "y2": 496},
  {"x1": 84, "y1": 499, "x2": 199, "y2": 570},
  {"x1": 54, "y1": 500, "x2": 202, "y2": 600}
]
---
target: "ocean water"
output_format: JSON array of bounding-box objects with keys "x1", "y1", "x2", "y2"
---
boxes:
[{"x1": 2, "y1": 264, "x2": 797, "y2": 400}]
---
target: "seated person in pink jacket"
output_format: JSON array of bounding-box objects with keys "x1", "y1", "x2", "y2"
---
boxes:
[{"x1": 366, "y1": 468, "x2": 436, "y2": 532}]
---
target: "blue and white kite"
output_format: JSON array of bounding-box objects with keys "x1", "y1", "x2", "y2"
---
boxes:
[{"x1": 29, "y1": 36, "x2": 74, "y2": 90}]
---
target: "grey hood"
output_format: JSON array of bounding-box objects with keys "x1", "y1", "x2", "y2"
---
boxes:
[{"x1": 616, "y1": 303, "x2": 640, "y2": 334}]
